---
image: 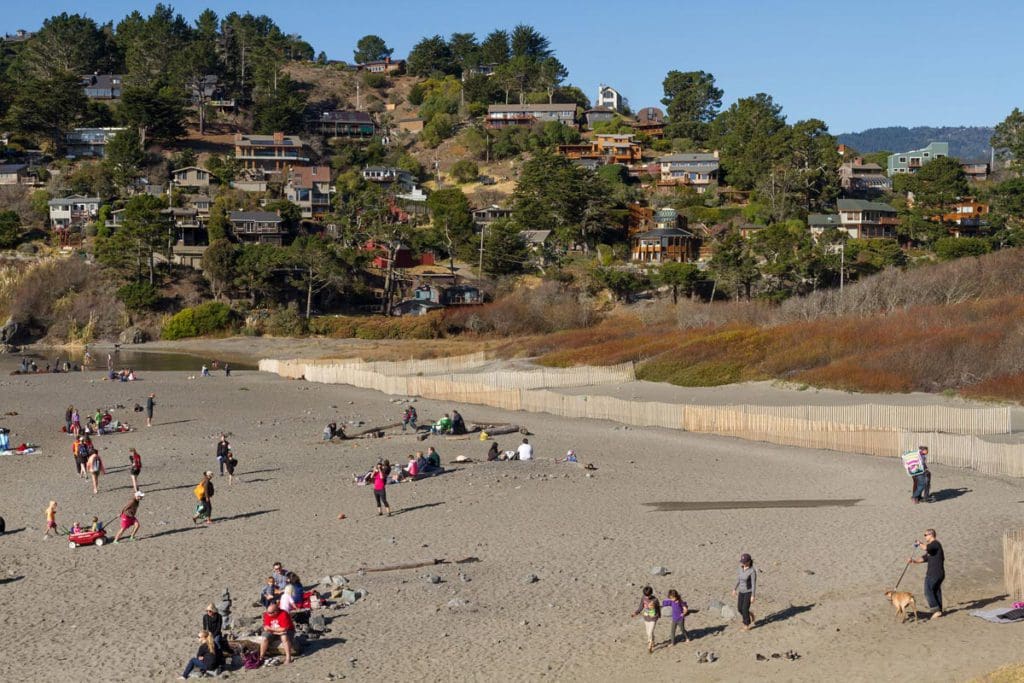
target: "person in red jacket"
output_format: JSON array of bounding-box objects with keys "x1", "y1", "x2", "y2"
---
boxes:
[{"x1": 259, "y1": 602, "x2": 295, "y2": 664}]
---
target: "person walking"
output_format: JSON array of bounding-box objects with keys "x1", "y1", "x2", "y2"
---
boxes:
[
  {"x1": 64, "y1": 405, "x2": 74, "y2": 433},
  {"x1": 372, "y1": 460, "x2": 391, "y2": 516},
  {"x1": 43, "y1": 500, "x2": 58, "y2": 540},
  {"x1": 909, "y1": 528, "x2": 945, "y2": 619},
  {"x1": 146, "y1": 393, "x2": 156, "y2": 427},
  {"x1": 733, "y1": 553, "x2": 757, "y2": 631},
  {"x1": 86, "y1": 449, "x2": 105, "y2": 494},
  {"x1": 215, "y1": 434, "x2": 230, "y2": 476},
  {"x1": 192, "y1": 471, "x2": 215, "y2": 525},
  {"x1": 113, "y1": 491, "x2": 143, "y2": 543},
  {"x1": 630, "y1": 585, "x2": 661, "y2": 653},
  {"x1": 662, "y1": 589, "x2": 690, "y2": 645},
  {"x1": 128, "y1": 448, "x2": 142, "y2": 492}
]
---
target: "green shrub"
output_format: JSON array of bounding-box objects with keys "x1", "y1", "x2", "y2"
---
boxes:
[
  {"x1": 117, "y1": 281, "x2": 159, "y2": 312},
  {"x1": 161, "y1": 302, "x2": 233, "y2": 340},
  {"x1": 307, "y1": 314, "x2": 444, "y2": 339},
  {"x1": 450, "y1": 159, "x2": 479, "y2": 184},
  {"x1": 265, "y1": 304, "x2": 306, "y2": 336},
  {"x1": 363, "y1": 72, "x2": 389, "y2": 89}
]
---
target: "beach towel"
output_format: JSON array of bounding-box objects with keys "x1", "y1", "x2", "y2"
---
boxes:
[{"x1": 969, "y1": 608, "x2": 1024, "y2": 623}]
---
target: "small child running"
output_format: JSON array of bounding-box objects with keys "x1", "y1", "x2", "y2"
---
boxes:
[
  {"x1": 43, "y1": 501, "x2": 58, "y2": 539},
  {"x1": 630, "y1": 585, "x2": 661, "y2": 654},
  {"x1": 662, "y1": 589, "x2": 690, "y2": 645}
]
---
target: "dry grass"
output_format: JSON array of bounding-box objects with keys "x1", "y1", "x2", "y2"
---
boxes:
[{"x1": 975, "y1": 665, "x2": 1024, "y2": 683}]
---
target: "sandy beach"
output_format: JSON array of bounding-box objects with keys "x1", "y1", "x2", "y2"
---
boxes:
[{"x1": 1, "y1": 366, "x2": 1022, "y2": 682}]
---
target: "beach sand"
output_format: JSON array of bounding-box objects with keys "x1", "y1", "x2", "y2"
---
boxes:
[{"x1": 1, "y1": 368, "x2": 1021, "y2": 682}]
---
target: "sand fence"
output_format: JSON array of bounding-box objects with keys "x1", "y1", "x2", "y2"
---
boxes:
[{"x1": 1003, "y1": 530, "x2": 1024, "y2": 600}]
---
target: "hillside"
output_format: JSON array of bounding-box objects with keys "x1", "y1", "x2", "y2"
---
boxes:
[{"x1": 836, "y1": 126, "x2": 994, "y2": 161}]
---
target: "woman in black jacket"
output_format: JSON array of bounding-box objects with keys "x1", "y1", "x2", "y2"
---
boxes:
[
  {"x1": 179, "y1": 630, "x2": 220, "y2": 679},
  {"x1": 202, "y1": 604, "x2": 223, "y2": 652}
]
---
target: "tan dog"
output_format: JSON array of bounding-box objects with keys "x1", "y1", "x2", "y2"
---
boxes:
[{"x1": 885, "y1": 590, "x2": 918, "y2": 623}]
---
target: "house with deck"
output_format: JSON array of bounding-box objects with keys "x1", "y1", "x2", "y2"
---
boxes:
[
  {"x1": 307, "y1": 110, "x2": 376, "y2": 139},
  {"x1": 887, "y1": 142, "x2": 948, "y2": 175},
  {"x1": 65, "y1": 128, "x2": 125, "y2": 158},
  {"x1": 486, "y1": 104, "x2": 577, "y2": 129},
  {"x1": 837, "y1": 198, "x2": 898, "y2": 238},
  {"x1": 631, "y1": 107, "x2": 666, "y2": 138},
  {"x1": 81, "y1": 74, "x2": 124, "y2": 100},
  {"x1": 839, "y1": 158, "x2": 891, "y2": 196},
  {"x1": 171, "y1": 166, "x2": 212, "y2": 189},
  {"x1": 48, "y1": 195, "x2": 100, "y2": 229},
  {"x1": 228, "y1": 211, "x2": 287, "y2": 245},
  {"x1": 658, "y1": 152, "x2": 720, "y2": 192},
  {"x1": 285, "y1": 165, "x2": 335, "y2": 219},
  {"x1": 233, "y1": 132, "x2": 309, "y2": 173},
  {"x1": 0, "y1": 163, "x2": 27, "y2": 185}
]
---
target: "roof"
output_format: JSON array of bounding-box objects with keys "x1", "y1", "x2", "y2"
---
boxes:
[
  {"x1": 837, "y1": 199, "x2": 896, "y2": 212},
  {"x1": 584, "y1": 107, "x2": 615, "y2": 115},
  {"x1": 185, "y1": 193, "x2": 212, "y2": 203},
  {"x1": 808, "y1": 213, "x2": 841, "y2": 228},
  {"x1": 81, "y1": 74, "x2": 124, "y2": 89},
  {"x1": 634, "y1": 107, "x2": 665, "y2": 124},
  {"x1": 48, "y1": 195, "x2": 100, "y2": 206},
  {"x1": 0, "y1": 163, "x2": 26, "y2": 173},
  {"x1": 653, "y1": 208, "x2": 679, "y2": 221},
  {"x1": 289, "y1": 165, "x2": 332, "y2": 187},
  {"x1": 659, "y1": 153, "x2": 718, "y2": 163},
  {"x1": 633, "y1": 227, "x2": 695, "y2": 240},
  {"x1": 520, "y1": 229, "x2": 552, "y2": 245},
  {"x1": 488, "y1": 104, "x2": 577, "y2": 113},
  {"x1": 843, "y1": 162, "x2": 883, "y2": 172},
  {"x1": 236, "y1": 134, "x2": 304, "y2": 148},
  {"x1": 228, "y1": 211, "x2": 282, "y2": 223},
  {"x1": 172, "y1": 166, "x2": 208, "y2": 174},
  {"x1": 312, "y1": 110, "x2": 373, "y2": 124}
]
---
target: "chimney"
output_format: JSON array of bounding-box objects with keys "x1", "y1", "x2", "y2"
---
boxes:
[
  {"x1": 853, "y1": 157, "x2": 863, "y2": 166},
  {"x1": 273, "y1": 131, "x2": 284, "y2": 144}
]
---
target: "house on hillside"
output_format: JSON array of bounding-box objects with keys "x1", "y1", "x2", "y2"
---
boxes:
[
  {"x1": 48, "y1": 195, "x2": 100, "y2": 229},
  {"x1": 808, "y1": 213, "x2": 842, "y2": 237},
  {"x1": 596, "y1": 85, "x2": 626, "y2": 113},
  {"x1": 632, "y1": 107, "x2": 666, "y2": 138},
  {"x1": 412, "y1": 283, "x2": 483, "y2": 306},
  {"x1": 556, "y1": 133, "x2": 642, "y2": 166},
  {"x1": 227, "y1": 211, "x2": 287, "y2": 245},
  {"x1": 631, "y1": 225, "x2": 700, "y2": 264},
  {"x1": 839, "y1": 158, "x2": 891, "y2": 196},
  {"x1": 307, "y1": 110, "x2": 376, "y2": 139},
  {"x1": 887, "y1": 142, "x2": 948, "y2": 175},
  {"x1": 837, "y1": 198, "x2": 898, "y2": 238},
  {"x1": 359, "y1": 57, "x2": 405, "y2": 74},
  {"x1": 582, "y1": 107, "x2": 615, "y2": 130},
  {"x1": 658, "y1": 152, "x2": 720, "y2": 192},
  {"x1": 472, "y1": 205, "x2": 513, "y2": 227},
  {"x1": 960, "y1": 161, "x2": 990, "y2": 182},
  {"x1": 935, "y1": 198, "x2": 990, "y2": 237},
  {"x1": 233, "y1": 132, "x2": 309, "y2": 173},
  {"x1": 171, "y1": 166, "x2": 212, "y2": 189},
  {"x1": 392, "y1": 299, "x2": 445, "y2": 316},
  {"x1": 285, "y1": 165, "x2": 335, "y2": 219},
  {"x1": 81, "y1": 74, "x2": 124, "y2": 100},
  {"x1": 64, "y1": 127, "x2": 125, "y2": 158},
  {"x1": 185, "y1": 194, "x2": 212, "y2": 219},
  {"x1": 0, "y1": 163, "x2": 27, "y2": 185},
  {"x1": 361, "y1": 166, "x2": 417, "y2": 191},
  {"x1": 486, "y1": 104, "x2": 577, "y2": 129}
]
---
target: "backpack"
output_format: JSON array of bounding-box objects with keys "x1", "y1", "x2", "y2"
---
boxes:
[
  {"x1": 194, "y1": 482, "x2": 206, "y2": 500},
  {"x1": 242, "y1": 650, "x2": 261, "y2": 670}
]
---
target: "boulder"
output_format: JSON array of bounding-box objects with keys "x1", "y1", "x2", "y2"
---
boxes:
[
  {"x1": 650, "y1": 566, "x2": 670, "y2": 576},
  {"x1": 119, "y1": 326, "x2": 147, "y2": 345},
  {"x1": 0, "y1": 317, "x2": 18, "y2": 344}
]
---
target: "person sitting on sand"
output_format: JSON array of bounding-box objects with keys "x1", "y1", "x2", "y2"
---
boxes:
[
  {"x1": 280, "y1": 572, "x2": 303, "y2": 612},
  {"x1": 450, "y1": 410, "x2": 467, "y2": 435},
  {"x1": 272, "y1": 562, "x2": 289, "y2": 594},
  {"x1": 113, "y1": 491, "x2": 143, "y2": 543},
  {"x1": 178, "y1": 630, "x2": 220, "y2": 680},
  {"x1": 560, "y1": 449, "x2": 578, "y2": 463},
  {"x1": 260, "y1": 576, "x2": 278, "y2": 608},
  {"x1": 259, "y1": 602, "x2": 295, "y2": 665},
  {"x1": 432, "y1": 414, "x2": 453, "y2": 435},
  {"x1": 402, "y1": 453, "x2": 419, "y2": 481},
  {"x1": 322, "y1": 423, "x2": 335, "y2": 441},
  {"x1": 514, "y1": 438, "x2": 533, "y2": 461},
  {"x1": 425, "y1": 446, "x2": 442, "y2": 470},
  {"x1": 202, "y1": 604, "x2": 227, "y2": 655},
  {"x1": 487, "y1": 441, "x2": 500, "y2": 462}
]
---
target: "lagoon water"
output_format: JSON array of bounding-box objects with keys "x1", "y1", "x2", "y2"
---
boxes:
[{"x1": 12, "y1": 348, "x2": 257, "y2": 373}]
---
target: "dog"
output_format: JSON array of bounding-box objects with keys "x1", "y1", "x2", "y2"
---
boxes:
[{"x1": 885, "y1": 590, "x2": 918, "y2": 623}]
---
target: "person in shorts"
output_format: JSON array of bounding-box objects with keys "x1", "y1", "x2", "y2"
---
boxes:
[
  {"x1": 128, "y1": 448, "x2": 142, "y2": 492},
  {"x1": 113, "y1": 490, "x2": 144, "y2": 543},
  {"x1": 259, "y1": 602, "x2": 295, "y2": 664}
]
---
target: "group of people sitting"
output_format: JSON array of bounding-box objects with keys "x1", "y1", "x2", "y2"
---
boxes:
[
  {"x1": 16, "y1": 357, "x2": 82, "y2": 374},
  {"x1": 428, "y1": 410, "x2": 467, "y2": 435},
  {"x1": 487, "y1": 438, "x2": 534, "y2": 461},
  {"x1": 106, "y1": 368, "x2": 138, "y2": 382},
  {"x1": 321, "y1": 422, "x2": 348, "y2": 441},
  {"x1": 178, "y1": 603, "x2": 233, "y2": 679},
  {"x1": 354, "y1": 448, "x2": 444, "y2": 485},
  {"x1": 64, "y1": 406, "x2": 132, "y2": 436}
]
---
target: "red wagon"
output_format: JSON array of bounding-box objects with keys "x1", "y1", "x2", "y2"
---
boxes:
[{"x1": 68, "y1": 529, "x2": 107, "y2": 548}]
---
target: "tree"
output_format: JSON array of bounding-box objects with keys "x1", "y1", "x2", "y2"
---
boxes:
[
  {"x1": 96, "y1": 194, "x2": 170, "y2": 283},
  {"x1": 709, "y1": 93, "x2": 788, "y2": 191},
  {"x1": 287, "y1": 236, "x2": 356, "y2": 317},
  {"x1": 661, "y1": 70, "x2": 723, "y2": 143},
  {"x1": 992, "y1": 108, "x2": 1024, "y2": 175},
  {"x1": 353, "y1": 35, "x2": 392, "y2": 64},
  {"x1": 536, "y1": 57, "x2": 568, "y2": 104},
  {"x1": 709, "y1": 228, "x2": 760, "y2": 299},
  {"x1": 5, "y1": 73, "x2": 87, "y2": 152},
  {"x1": 201, "y1": 239, "x2": 237, "y2": 299},
  {"x1": 14, "y1": 13, "x2": 111, "y2": 81},
  {"x1": 482, "y1": 218, "x2": 528, "y2": 275},
  {"x1": 253, "y1": 76, "x2": 307, "y2": 133},
  {"x1": 749, "y1": 221, "x2": 815, "y2": 300},
  {"x1": 120, "y1": 83, "x2": 187, "y2": 146},
  {"x1": 479, "y1": 30, "x2": 510, "y2": 65},
  {"x1": 449, "y1": 32, "x2": 480, "y2": 72},
  {"x1": 450, "y1": 160, "x2": 479, "y2": 184},
  {"x1": 907, "y1": 155, "x2": 969, "y2": 214},
  {"x1": 512, "y1": 151, "x2": 613, "y2": 249},
  {"x1": 0, "y1": 210, "x2": 22, "y2": 249},
  {"x1": 934, "y1": 236, "x2": 991, "y2": 261},
  {"x1": 845, "y1": 238, "x2": 906, "y2": 277},
  {"x1": 657, "y1": 262, "x2": 701, "y2": 303},
  {"x1": 594, "y1": 267, "x2": 647, "y2": 302},
  {"x1": 407, "y1": 35, "x2": 457, "y2": 77},
  {"x1": 427, "y1": 188, "x2": 476, "y2": 259},
  {"x1": 510, "y1": 24, "x2": 552, "y2": 60},
  {"x1": 104, "y1": 126, "x2": 145, "y2": 193}
]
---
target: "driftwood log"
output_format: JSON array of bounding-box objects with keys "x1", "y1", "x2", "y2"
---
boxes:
[{"x1": 348, "y1": 556, "x2": 481, "y2": 574}]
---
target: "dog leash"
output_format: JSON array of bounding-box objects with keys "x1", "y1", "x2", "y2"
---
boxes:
[{"x1": 893, "y1": 558, "x2": 912, "y2": 590}]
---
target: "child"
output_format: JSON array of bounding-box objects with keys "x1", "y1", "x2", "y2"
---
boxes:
[
  {"x1": 225, "y1": 449, "x2": 237, "y2": 485},
  {"x1": 260, "y1": 577, "x2": 277, "y2": 608},
  {"x1": 662, "y1": 589, "x2": 690, "y2": 645},
  {"x1": 70, "y1": 521, "x2": 82, "y2": 534},
  {"x1": 631, "y1": 585, "x2": 661, "y2": 654},
  {"x1": 43, "y1": 501, "x2": 58, "y2": 539},
  {"x1": 90, "y1": 516, "x2": 103, "y2": 532}
]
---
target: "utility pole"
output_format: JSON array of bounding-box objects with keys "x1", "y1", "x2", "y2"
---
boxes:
[
  {"x1": 356, "y1": 82, "x2": 361, "y2": 110},
  {"x1": 477, "y1": 224, "x2": 485, "y2": 276}
]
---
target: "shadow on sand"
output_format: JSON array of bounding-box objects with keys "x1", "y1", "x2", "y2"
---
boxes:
[
  {"x1": 390, "y1": 501, "x2": 446, "y2": 517},
  {"x1": 646, "y1": 500, "x2": 861, "y2": 512},
  {"x1": 760, "y1": 603, "x2": 815, "y2": 626},
  {"x1": 929, "y1": 488, "x2": 971, "y2": 502}
]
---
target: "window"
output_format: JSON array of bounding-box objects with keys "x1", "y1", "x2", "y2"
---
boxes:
[{"x1": 899, "y1": 157, "x2": 906, "y2": 163}]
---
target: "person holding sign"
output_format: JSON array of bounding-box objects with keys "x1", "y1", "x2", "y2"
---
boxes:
[{"x1": 901, "y1": 445, "x2": 932, "y2": 504}]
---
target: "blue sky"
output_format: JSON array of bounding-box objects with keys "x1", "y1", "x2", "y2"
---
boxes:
[{"x1": 6, "y1": 0, "x2": 1022, "y2": 133}]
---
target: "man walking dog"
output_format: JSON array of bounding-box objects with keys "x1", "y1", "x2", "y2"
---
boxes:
[{"x1": 908, "y1": 528, "x2": 945, "y2": 619}]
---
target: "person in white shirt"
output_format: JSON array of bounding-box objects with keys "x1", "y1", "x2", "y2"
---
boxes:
[{"x1": 516, "y1": 438, "x2": 533, "y2": 461}]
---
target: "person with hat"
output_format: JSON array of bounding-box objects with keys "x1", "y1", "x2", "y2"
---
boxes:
[
  {"x1": 113, "y1": 490, "x2": 144, "y2": 543},
  {"x1": 202, "y1": 603, "x2": 226, "y2": 655},
  {"x1": 732, "y1": 553, "x2": 757, "y2": 630}
]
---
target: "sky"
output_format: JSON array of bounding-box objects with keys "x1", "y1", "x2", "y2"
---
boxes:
[{"x1": 6, "y1": 0, "x2": 1023, "y2": 133}]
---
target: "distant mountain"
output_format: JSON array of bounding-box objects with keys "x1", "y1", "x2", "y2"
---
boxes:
[{"x1": 836, "y1": 126, "x2": 993, "y2": 162}]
